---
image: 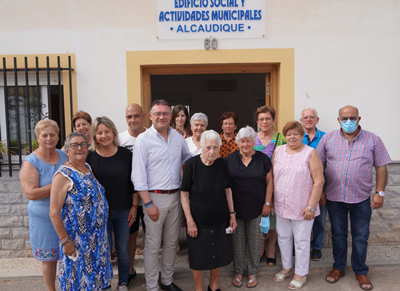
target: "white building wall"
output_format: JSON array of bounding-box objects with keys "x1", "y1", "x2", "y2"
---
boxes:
[{"x1": 1, "y1": 0, "x2": 399, "y2": 158}]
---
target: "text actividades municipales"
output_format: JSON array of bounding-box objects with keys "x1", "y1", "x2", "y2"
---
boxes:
[{"x1": 159, "y1": 9, "x2": 262, "y2": 22}]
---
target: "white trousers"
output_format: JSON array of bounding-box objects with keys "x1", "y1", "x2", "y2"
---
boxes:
[
  {"x1": 142, "y1": 191, "x2": 182, "y2": 291},
  {"x1": 276, "y1": 215, "x2": 314, "y2": 276}
]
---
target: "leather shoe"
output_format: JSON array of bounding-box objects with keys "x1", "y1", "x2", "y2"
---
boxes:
[
  {"x1": 160, "y1": 282, "x2": 182, "y2": 291},
  {"x1": 311, "y1": 249, "x2": 322, "y2": 261}
]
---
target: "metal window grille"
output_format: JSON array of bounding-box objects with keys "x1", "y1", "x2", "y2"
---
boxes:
[{"x1": 0, "y1": 56, "x2": 74, "y2": 177}]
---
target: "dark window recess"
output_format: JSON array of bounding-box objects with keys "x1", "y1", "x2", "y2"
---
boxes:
[
  {"x1": 207, "y1": 80, "x2": 237, "y2": 91},
  {"x1": 1, "y1": 56, "x2": 74, "y2": 177}
]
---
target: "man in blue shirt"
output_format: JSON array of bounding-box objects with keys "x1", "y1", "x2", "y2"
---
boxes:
[{"x1": 300, "y1": 108, "x2": 326, "y2": 261}]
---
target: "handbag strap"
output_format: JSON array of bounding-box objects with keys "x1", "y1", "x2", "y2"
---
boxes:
[{"x1": 273, "y1": 133, "x2": 280, "y2": 150}]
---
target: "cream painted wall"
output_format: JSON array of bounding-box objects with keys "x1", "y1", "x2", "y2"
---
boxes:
[{"x1": 0, "y1": 0, "x2": 399, "y2": 158}]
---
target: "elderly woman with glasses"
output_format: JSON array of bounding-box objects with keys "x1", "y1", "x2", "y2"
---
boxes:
[
  {"x1": 50, "y1": 132, "x2": 113, "y2": 291},
  {"x1": 185, "y1": 112, "x2": 208, "y2": 156},
  {"x1": 226, "y1": 126, "x2": 274, "y2": 288},
  {"x1": 181, "y1": 130, "x2": 237, "y2": 291},
  {"x1": 254, "y1": 105, "x2": 286, "y2": 266}
]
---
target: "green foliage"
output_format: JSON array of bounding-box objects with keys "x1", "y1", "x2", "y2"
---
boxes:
[
  {"x1": 24, "y1": 139, "x2": 39, "y2": 154},
  {"x1": 0, "y1": 140, "x2": 16, "y2": 156}
]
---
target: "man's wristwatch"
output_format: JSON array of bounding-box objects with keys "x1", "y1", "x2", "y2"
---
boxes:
[
  {"x1": 375, "y1": 191, "x2": 385, "y2": 197},
  {"x1": 229, "y1": 211, "x2": 236, "y2": 215}
]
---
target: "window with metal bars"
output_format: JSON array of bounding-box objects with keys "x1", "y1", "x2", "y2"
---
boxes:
[{"x1": 0, "y1": 55, "x2": 74, "y2": 177}]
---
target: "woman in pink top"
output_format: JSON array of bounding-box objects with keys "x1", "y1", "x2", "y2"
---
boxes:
[{"x1": 271, "y1": 121, "x2": 324, "y2": 290}]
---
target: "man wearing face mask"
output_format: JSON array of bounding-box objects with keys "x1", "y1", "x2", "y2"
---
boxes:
[{"x1": 317, "y1": 105, "x2": 391, "y2": 291}]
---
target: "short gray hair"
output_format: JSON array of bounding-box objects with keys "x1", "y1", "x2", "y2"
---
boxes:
[
  {"x1": 64, "y1": 132, "x2": 89, "y2": 153},
  {"x1": 190, "y1": 112, "x2": 208, "y2": 126},
  {"x1": 301, "y1": 107, "x2": 319, "y2": 118},
  {"x1": 200, "y1": 130, "x2": 222, "y2": 148},
  {"x1": 236, "y1": 126, "x2": 256, "y2": 144}
]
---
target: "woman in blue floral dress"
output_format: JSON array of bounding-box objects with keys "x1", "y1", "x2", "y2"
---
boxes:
[{"x1": 50, "y1": 132, "x2": 112, "y2": 291}]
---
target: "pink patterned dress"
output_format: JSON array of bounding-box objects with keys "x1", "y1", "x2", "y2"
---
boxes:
[{"x1": 273, "y1": 144, "x2": 320, "y2": 220}]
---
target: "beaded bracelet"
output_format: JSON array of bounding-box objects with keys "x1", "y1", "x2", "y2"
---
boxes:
[
  {"x1": 132, "y1": 205, "x2": 139, "y2": 209},
  {"x1": 60, "y1": 234, "x2": 68, "y2": 241},
  {"x1": 61, "y1": 236, "x2": 70, "y2": 246}
]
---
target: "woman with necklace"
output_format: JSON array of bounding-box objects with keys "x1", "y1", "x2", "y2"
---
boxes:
[
  {"x1": 254, "y1": 105, "x2": 286, "y2": 267},
  {"x1": 86, "y1": 116, "x2": 137, "y2": 291},
  {"x1": 20, "y1": 119, "x2": 67, "y2": 291},
  {"x1": 50, "y1": 132, "x2": 112, "y2": 291}
]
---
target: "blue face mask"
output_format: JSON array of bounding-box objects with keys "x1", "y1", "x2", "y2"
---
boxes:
[
  {"x1": 260, "y1": 216, "x2": 270, "y2": 235},
  {"x1": 341, "y1": 120, "x2": 358, "y2": 133}
]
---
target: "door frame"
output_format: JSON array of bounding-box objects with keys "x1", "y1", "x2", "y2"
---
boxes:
[{"x1": 126, "y1": 49, "x2": 294, "y2": 130}]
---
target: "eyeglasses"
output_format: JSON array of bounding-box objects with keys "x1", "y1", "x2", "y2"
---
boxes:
[
  {"x1": 340, "y1": 116, "x2": 358, "y2": 122},
  {"x1": 258, "y1": 117, "x2": 273, "y2": 122},
  {"x1": 302, "y1": 116, "x2": 316, "y2": 120},
  {"x1": 151, "y1": 112, "x2": 171, "y2": 117},
  {"x1": 69, "y1": 142, "x2": 89, "y2": 149}
]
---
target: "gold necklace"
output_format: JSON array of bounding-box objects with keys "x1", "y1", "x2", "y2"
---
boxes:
[{"x1": 68, "y1": 161, "x2": 102, "y2": 198}]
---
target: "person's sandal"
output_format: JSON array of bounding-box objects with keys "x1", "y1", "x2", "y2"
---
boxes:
[
  {"x1": 325, "y1": 268, "x2": 345, "y2": 284},
  {"x1": 273, "y1": 269, "x2": 294, "y2": 282},
  {"x1": 233, "y1": 274, "x2": 243, "y2": 288},
  {"x1": 288, "y1": 277, "x2": 307, "y2": 290},
  {"x1": 246, "y1": 276, "x2": 258, "y2": 288},
  {"x1": 267, "y1": 257, "x2": 276, "y2": 267},
  {"x1": 355, "y1": 274, "x2": 373, "y2": 290}
]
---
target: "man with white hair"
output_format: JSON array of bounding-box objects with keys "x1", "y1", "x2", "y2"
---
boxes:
[
  {"x1": 131, "y1": 99, "x2": 192, "y2": 291},
  {"x1": 300, "y1": 108, "x2": 326, "y2": 261}
]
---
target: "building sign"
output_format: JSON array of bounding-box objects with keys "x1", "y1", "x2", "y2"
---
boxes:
[{"x1": 157, "y1": 0, "x2": 266, "y2": 39}]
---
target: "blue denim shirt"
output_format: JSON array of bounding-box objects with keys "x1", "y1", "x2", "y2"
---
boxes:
[{"x1": 303, "y1": 127, "x2": 326, "y2": 149}]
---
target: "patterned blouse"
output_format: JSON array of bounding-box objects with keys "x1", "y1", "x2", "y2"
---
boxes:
[
  {"x1": 57, "y1": 164, "x2": 113, "y2": 291},
  {"x1": 254, "y1": 131, "x2": 286, "y2": 158},
  {"x1": 220, "y1": 132, "x2": 239, "y2": 159}
]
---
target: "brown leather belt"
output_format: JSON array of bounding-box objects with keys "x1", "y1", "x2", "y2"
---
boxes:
[{"x1": 150, "y1": 188, "x2": 180, "y2": 194}]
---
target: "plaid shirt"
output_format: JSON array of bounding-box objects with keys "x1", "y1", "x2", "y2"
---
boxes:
[{"x1": 316, "y1": 128, "x2": 391, "y2": 203}]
